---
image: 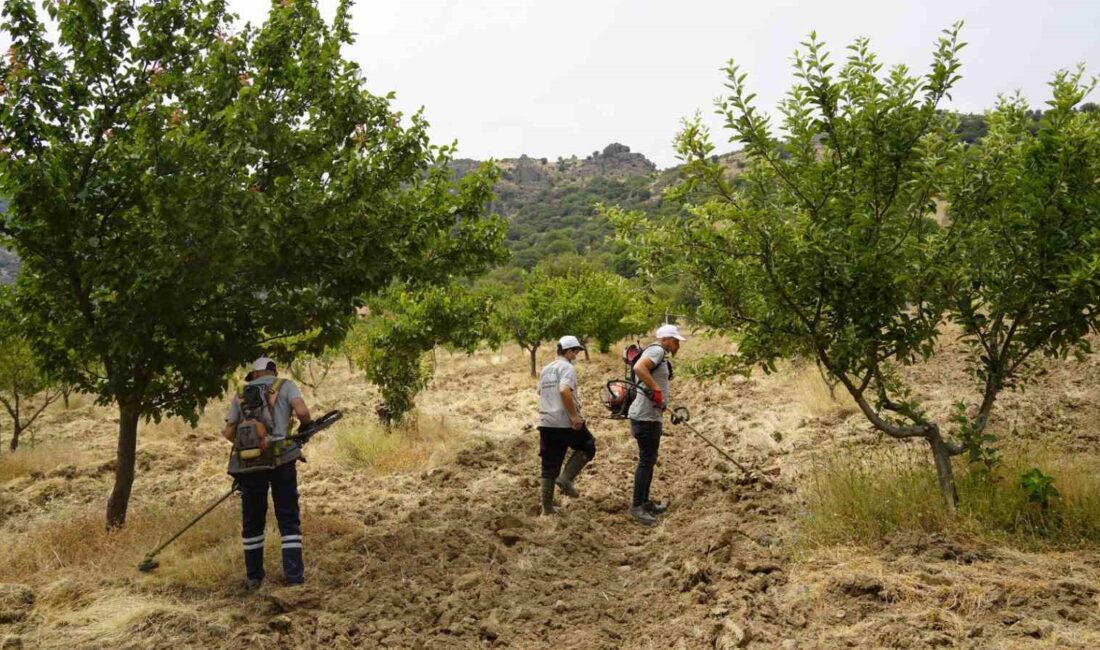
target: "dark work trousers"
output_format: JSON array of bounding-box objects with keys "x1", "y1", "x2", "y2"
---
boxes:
[
  {"x1": 631, "y1": 419, "x2": 663, "y2": 507},
  {"x1": 238, "y1": 460, "x2": 304, "y2": 584},
  {"x1": 539, "y1": 425, "x2": 598, "y2": 479}
]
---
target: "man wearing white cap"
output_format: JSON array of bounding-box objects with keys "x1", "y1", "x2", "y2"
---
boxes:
[
  {"x1": 536, "y1": 335, "x2": 598, "y2": 515},
  {"x1": 222, "y1": 356, "x2": 313, "y2": 588},
  {"x1": 626, "y1": 324, "x2": 686, "y2": 524}
]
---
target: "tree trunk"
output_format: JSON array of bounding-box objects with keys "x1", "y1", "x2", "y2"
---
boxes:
[
  {"x1": 529, "y1": 346, "x2": 538, "y2": 378},
  {"x1": 106, "y1": 402, "x2": 141, "y2": 528},
  {"x1": 929, "y1": 433, "x2": 958, "y2": 513},
  {"x1": 9, "y1": 423, "x2": 22, "y2": 452},
  {"x1": 8, "y1": 394, "x2": 19, "y2": 451}
]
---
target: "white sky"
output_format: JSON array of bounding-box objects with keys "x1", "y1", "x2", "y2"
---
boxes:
[{"x1": 31, "y1": 1, "x2": 1100, "y2": 168}]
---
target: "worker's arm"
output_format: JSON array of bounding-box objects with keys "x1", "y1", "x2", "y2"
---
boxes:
[
  {"x1": 291, "y1": 397, "x2": 312, "y2": 428},
  {"x1": 633, "y1": 357, "x2": 658, "y2": 392},
  {"x1": 633, "y1": 356, "x2": 665, "y2": 409},
  {"x1": 560, "y1": 385, "x2": 583, "y2": 430},
  {"x1": 222, "y1": 421, "x2": 236, "y2": 442}
]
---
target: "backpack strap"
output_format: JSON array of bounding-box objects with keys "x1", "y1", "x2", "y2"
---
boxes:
[
  {"x1": 268, "y1": 378, "x2": 286, "y2": 408},
  {"x1": 643, "y1": 343, "x2": 668, "y2": 372}
]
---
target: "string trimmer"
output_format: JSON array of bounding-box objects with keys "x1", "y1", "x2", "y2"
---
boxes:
[
  {"x1": 669, "y1": 406, "x2": 773, "y2": 486},
  {"x1": 137, "y1": 410, "x2": 343, "y2": 573}
]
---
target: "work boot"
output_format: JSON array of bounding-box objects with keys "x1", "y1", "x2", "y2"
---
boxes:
[
  {"x1": 643, "y1": 500, "x2": 668, "y2": 515},
  {"x1": 628, "y1": 504, "x2": 657, "y2": 525},
  {"x1": 555, "y1": 451, "x2": 590, "y2": 498},
  {"x1": 541, "y1": 479, "x2": 556, "y2": 516},
  {"x1": 245, "y1": 578, "x2": 263, "y2": 592}
]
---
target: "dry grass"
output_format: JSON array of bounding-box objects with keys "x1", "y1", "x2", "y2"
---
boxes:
[
  {"x1": 320, "y1": 410, "x2": 468, "y2": 474},
  {"x1": 0, "y1": 443, "x2": 89, "y2": 484},
  {"x1": 0, "y1": 493, "x2": 368, "y2": 594},
  {"x1": 799, "y1": 442, "x2": 1100, "y2": 550},
  {"x1": 0, "y1": 497, "x2": 240, "y2": 584},
  {"x1": 30, "y1": 589, "x2": 204, "y2": 649},
  {"x1": 785, "y1": 362, "x2": 860, "y2": 420}
]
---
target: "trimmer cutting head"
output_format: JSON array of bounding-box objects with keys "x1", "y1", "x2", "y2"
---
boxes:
[{"x1": 137, "y1": 555, "x2": 159, "y2": 572}]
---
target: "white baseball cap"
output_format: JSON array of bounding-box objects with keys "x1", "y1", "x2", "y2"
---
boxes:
[
  {"x1": 557, "y1": 335, "x2": 586, "y2": 351},
  {"x1": 251, "y1": 356, "x2": 276, "y2": 372},
  {"x1": 655, "y1": 324, "x2": 687, "y2": 341}
]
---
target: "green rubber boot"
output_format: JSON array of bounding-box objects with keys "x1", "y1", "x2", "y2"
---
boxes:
[
  {"x1": 555, "y1": 451, "x2": 590, "y2": 498},
  {"x1": 541, "y1": 478, "x2": 556, "y2": 516}
]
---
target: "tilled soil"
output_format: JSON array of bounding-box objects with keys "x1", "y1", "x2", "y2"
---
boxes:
[{"x1": 2, "y1": 340, "x2": 1100, "y2": 648}]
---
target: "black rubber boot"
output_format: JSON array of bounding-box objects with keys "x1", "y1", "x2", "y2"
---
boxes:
[
  {"x1": 628, "y1": 504, "x2": 657, "y2": 525},
  {"x1": 541, "y1": 478, "x2": 556, "y2": 516},
  {"x1": 555, "y1": 451, "x2": 590, "y2": 498}
]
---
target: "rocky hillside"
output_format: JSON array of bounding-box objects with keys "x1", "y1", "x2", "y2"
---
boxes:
[
  {"x1": 0, "y1": 145, "x2": 747, "y2": 284},
  {"x1": 453, "y1": 143, "x2": 749, "y2": 272}
]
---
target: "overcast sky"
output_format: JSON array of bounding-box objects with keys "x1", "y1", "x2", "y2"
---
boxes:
[{"x1": 158, "y1": 2, "x2": 1100, "y2": 167}]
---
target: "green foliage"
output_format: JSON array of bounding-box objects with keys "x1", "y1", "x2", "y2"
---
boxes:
[
  {"x1": 505, "y1": 175, "x2": 667, "y2": 271},
  {"x1": 0, "y1": 0, "x2": 505, "y2": 525},
  {"x1": 491, "y1": 259, "x2": 655, "y2": 373},
  {"x1": 493, "y1": 263, "x2": 584, "y2": 376},
  {"x1": 613, "y1": 25, "x2": 964, "y2": 415},
  {"x1": 348, "y1": 285, "x2": 498, "y2": 422},
  {"x1": 949, "y1": 401, "x2": 1000, "y2": 472},
  {"x1": 946, "y1": 69, "x2": 1100, "y2": 423},
  {"x1": 612, "y1": 25, "x2": 1100, "y2": 509},
  {"x1": 574, "y1": 267, "x2": 653, "y2": 353},
  {"x1": 1020, "y1": 468, "x2": 1059, "y2": 512},
  {"x1": 288, "y1": 347, "x2": 337, "y2": 392},
  {"x1": 0, "y1": 289, "x2": 59, "y2": 451}
]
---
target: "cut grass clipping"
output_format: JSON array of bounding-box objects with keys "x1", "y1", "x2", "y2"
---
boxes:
[{"x1": 800, "y1": 442, "x2": 1100, "y2": 550}]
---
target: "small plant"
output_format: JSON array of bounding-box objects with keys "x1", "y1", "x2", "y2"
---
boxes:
[{"x1": 1020, "y1": 468, "x2": 1059, "y2": 512}]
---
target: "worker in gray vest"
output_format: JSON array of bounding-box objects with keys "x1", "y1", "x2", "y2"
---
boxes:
[
  {"x1": 536, "y1": 335, "x2": 597, "y2": 515},
  {"x1": 223, "y1": 357, "x2": 312, "y2": 589},
  {"x1": 627, "y1": 324, "x2": 686, "y2": 525}
]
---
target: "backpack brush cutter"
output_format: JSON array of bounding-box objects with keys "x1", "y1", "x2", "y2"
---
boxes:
[{"x1": 136, "y1": 409, "x2": 343, "y2": 573}]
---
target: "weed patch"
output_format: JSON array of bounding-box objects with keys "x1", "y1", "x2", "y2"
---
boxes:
[{"x1": 800, "y1": 443, "x2": 1100, "y2": 550}]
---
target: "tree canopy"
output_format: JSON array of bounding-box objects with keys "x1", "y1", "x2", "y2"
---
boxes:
[
  {"x1": 612, "y1": 25, "x2": 1100, "y2": 508},
  {"x1": 0, "y1": 0, "x2": 505, "y2": 525}
]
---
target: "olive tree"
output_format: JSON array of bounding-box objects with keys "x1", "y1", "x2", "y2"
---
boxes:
[
  {"x1": 613, "y1": 25, "x2": 1100, "y2": 509},
  {"x1": 0, "y1": 0, "x2": 505, "y2": 526}
]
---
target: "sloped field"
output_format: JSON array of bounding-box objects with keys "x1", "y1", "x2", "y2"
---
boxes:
[{"x1": 1, "y1": 336, "x2": 1099, "y2": 648}]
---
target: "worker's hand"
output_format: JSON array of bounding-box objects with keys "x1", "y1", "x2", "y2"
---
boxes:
[
  {"x1": 650, "y1": 389, "x2": 665, "y2": 410},
  {"x1": 570, "y1": 413, "x2": 584, "y2": 430}
]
